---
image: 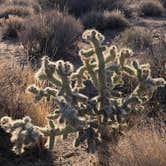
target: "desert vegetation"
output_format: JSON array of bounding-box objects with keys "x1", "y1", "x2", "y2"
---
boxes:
[{"x1": 0, "y1": 0, "x2": 166, "y2": 166}]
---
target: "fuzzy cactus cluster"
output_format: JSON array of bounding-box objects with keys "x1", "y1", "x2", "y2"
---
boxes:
[
  {"x1": 1, "y1": 29, "x2": 165, "y2": 154},
  {"x1": 0, "y1": 116, "x2": 45, "y2": 154}
]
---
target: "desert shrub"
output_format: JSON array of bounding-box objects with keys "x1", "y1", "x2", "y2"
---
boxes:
[
  {"x1": 38, "y1": 0, "x2": 132, "y2": 18},
  {"x1": 103, "y1": 11, "x2": 130, "y2": 30},
  {"x1": 38, "y1": 0, "x2": 95, "y2": 17},
  {"x1": 0, "y1": 5, "x2": 33, "y2": 19},
  {"x1": 139, "y1": 1, "x2": 164, "y2": 17},
  {"x1": 0, "y1": 15, "x2": 25, "y2": 40},
  {"x1": 38, "y1": 0, "x2": 59, "y2": 9},
  {"x1": 10, "y1": 0, "x2": 41, "y2": 13},
  {"x1": 38, "y1": 0, "x2": 71, "y2": 11},
  {"x1": 117, "y1": 27, "x2": 153, "y2": 50},
  {"x1": 0, "y1": 58, "x2": 49, "y2": 126},
  {"x1": 81, "y1": 11, "x2": 130, "y2": 31},
  {"x1": 20, "y1": 10, "x2": 83, "y2": 62},
  {"x1": 96, "y1": 0, "x2": 132, "y2": 18},
  {"x1": 69, "y1": 0, "x2": 94, "y2": 17},
  {"x1": 1, "y1": 29, "x2": 165, "y2": 155},
  {"x1": 11, "y1": 0, "x2": 37, "y2": 6},
  {"x1": 81, "y1": 11, "x2": 106, "y2": 31}
]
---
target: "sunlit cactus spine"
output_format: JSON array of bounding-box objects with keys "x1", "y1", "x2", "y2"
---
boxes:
[{"x1": 1, "y1": 29, "x2": 165, "y2": 154}]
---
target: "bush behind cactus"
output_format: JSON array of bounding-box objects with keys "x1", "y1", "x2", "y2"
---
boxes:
[
  {"x1": 20, "y1": 11, "x2": 83, "y2": 63},
  {"x1": 1, "y1": 29, "x2": 165, "y2": 155},
  {"x1": 139, "y1": 1, "x2": 164, "y2": 17}
]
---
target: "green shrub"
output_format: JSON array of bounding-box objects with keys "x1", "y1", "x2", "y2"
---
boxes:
[
  {"x1": 139, "y1": 1, "x2": 164, "y2": 17},
  {"x1": 0, "y1": 15, "x2": 25, "y2": 40},
  {"x1": 1, "y1": 29, "x2": 165, "y2": 155},
  {"x1": 20, "y1": 11, "x2": 83, "y2": 62},
  {"x1": 118, "y1": 27, "x2": 153, "y2": 50}
]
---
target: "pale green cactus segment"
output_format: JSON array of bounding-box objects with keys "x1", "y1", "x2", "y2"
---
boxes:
[
  {"x1": 79, "y1": 48, "x2": 95, "y2": 58},
  {"x1": 46, "y1": 120, "x2": 58, "y2": 150},
  {"x1": 82, "y1": 59, "x2": 98, "y2": 87},
  {"x1": 35, "y1": 56, "x2": 62, "y2": 87},
  {"x1": 27, "y1": 85, "x2": 57, "y2": 101},
  {"x1": 105, "y1": 45, "x2": 118, "y2": 64},
  {"x1": 71, "y1": 66, "x2": 87, "y2": 88},
  {"x1": 118, "y1": 48, "x2": 133, "y2": 66},
  {"x1": 123, "y1": 65, "x2": 136, "y2": 76}
]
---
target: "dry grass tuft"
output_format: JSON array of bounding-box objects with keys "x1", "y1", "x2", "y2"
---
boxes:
[
  {"x1": 111, "y1": 123, "x2": 166, "y2": 166},
  {"x1": 0, "y1": 15, "x2": 25, "y2": 40},
  {"x1": 10, "y1": 0, "x2": 41, "y2": 13},
  {"x1": 0, "y1": 58, "x2": 49, "y2": 126},
  {"x1": 0, "y1": 5, "x2": 33, "y2": 19},
  {"x1": 97, "y1": 121, "x2": 166, "y2": 166},
  {"x1": 96, "y1": 0, "x2": 132, "y2": 18}
]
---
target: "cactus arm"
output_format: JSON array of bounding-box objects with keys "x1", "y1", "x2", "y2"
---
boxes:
[
  {"x1": 47, "y1": 76, "x2": 62, "y2": 87},
  {"x1": 58, "y1": 75, "x2": 72, "y2": 97},
  {"x1": 104, "y1": 45, "x2": 118, "y2": 65},
  {"x1": 48, "y1": 134, "x2": 55, "y2": 150},
  {"x1": 90, "y1": 32, "x2": 109, "y2": 111},
  {"x1": 123, "y1": 65, "x2": 136, "y2": 76},
  {"x1": 82, "y1": 58, "x2": 98, "y2": 87},
  {"x1": 47, "y1": 120, "x2": 56, "y2": 150},
  {"x1": 72, "y1": 66, "x2": 87, "y2": 88}
]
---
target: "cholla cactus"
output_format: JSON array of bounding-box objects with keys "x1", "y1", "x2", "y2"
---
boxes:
[
  {"x1": 0, "y1": 116, "x2": 45, "y2": 155},
  {"x1": 1, "y1": 29, "x2": 165, "y2": 154}
]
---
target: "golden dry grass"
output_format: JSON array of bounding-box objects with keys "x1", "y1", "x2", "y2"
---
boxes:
[
  {"x1": 0, "y1": 15, "x2": 25, "y2": 39},
  {"x1": 107, "y1": 122, "x2": 166, "y2": 166},
  {"x1": 0, "y1": 58, "x2": 50, "y2": 126}
]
